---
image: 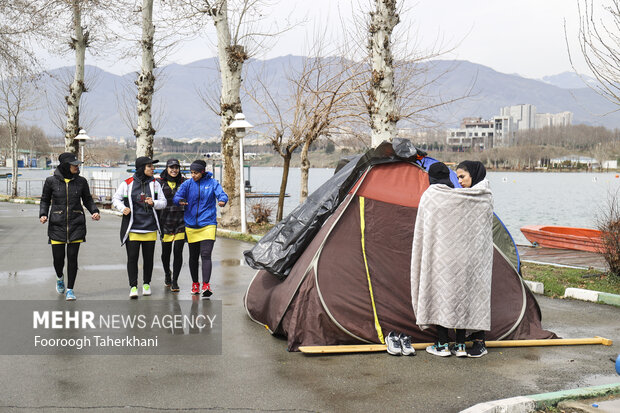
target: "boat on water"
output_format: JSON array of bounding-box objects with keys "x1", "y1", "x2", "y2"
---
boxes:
[{"x1": 520, "y1": 225, "x2": 604, "y2": 253}]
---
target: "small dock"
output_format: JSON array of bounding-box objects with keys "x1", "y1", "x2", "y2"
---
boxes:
[{"x1": 517, "y1": 245, "x2": 608, "y2": 271}]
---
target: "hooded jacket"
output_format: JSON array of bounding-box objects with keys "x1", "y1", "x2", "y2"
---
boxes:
[
  {"x1": 39, "y1": 168, "x2": 99, "y2": 243},
  {"x1": 173, "y1": 172, "x2": 228, "y2": 228},
  {"x1": 112, "y1": 176, "x2": 166, "y2": 245}
]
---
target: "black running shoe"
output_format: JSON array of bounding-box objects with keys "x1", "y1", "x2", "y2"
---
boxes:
[
  {"x1": 386, "y1": 331, "x2": 402, "y2": 356},
  {"x1": 164, "y1": 273, "x2": 172, "y2": 287},
  {"x1": 170, "y1": 281, "x2": 180, "y2": 292},
  {"x1": 467, "y1": 340, "x2": 488, "y2": 358},
  {"x1": 201, "y1": 283, "x2": 213, "y2": 298}
]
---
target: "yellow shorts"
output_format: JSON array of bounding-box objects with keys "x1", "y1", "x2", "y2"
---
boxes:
[
  {"x1": 128, "y1": 231, "x2": 158, "y2": 241},
  {"x1": 50, "y1": 239, "x2": 83, "y2": 245},
  {"x1": 162, "y1": 232, "x2": 185, "y2": 242},
  {"x1": 185, "y1": 225, "x2": 216, "y2": 243}
]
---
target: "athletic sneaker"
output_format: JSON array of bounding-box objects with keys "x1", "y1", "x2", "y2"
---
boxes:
[
  {"x1": 129, "y1": 286, "x2": 138, "y2": 299},
  {"x1": 170, "y1": 281, "x2": 180, "y2": 292},
  {"x1": 426, "y1": 342, "x2": 451, "y2": 357},
  {"x1": 467, "y1": 340, "x2": 488, "y2": 358},
  {"x1": 399, "y1": 333, "x2": 416, "y2": 356},
  {"x1": 201, "y1": 282, "x2": 213, "y2": 298},
  {"x1": 191, "y1": 282, "x2": 200, "y2": 295},
  {"x1": 65, "y1": 289, "x2": 76, "y2": 301},
  {"x1": 56, "y1": 276, "x2": 65, "y2": 294},
  {"x1": 164, "y1": 273, "x2": 171, "y2": 287},
  {"x1": 142, "y1": 284, "x2": 151, "y2": 296},
  {"x1": 386, "y1": 331, "x2": 402, "y2": 356},
  {"x1": 451, "y1": 343, "x2": 467, "y2": 357}
]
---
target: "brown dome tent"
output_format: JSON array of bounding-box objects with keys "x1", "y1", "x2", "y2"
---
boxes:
[{"x1": 244, "y1": 142, "x2": 556, "y2": 351}]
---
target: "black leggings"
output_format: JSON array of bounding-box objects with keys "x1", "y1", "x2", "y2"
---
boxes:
[
  {"x1": 51, "y1": 243, "x2": 80, "y2": 289},
  {"x1": 125, "y1": 240, "x2": 155, "y2": 287},
  {"x1": 437, "y1": 326, "x2": 467, "y2": 345},
  {"x1": 188, "y1": 239, "x2": 215, "y2": 284},
  {"x1": 161, "y1": 239, "x2": 185, "y2": 281}
]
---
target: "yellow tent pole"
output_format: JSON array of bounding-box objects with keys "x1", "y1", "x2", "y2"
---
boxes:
[
  {"x1": 299, "y1": 336, "x2": 613, "y2": 354},
  {"x1": 359, "y1": 196, "x2": 384, "y2": 344}
]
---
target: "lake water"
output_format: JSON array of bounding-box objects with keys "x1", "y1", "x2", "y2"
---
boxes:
[{"x1": 3, "y1": 166, "x2": 619, "y2": 245}]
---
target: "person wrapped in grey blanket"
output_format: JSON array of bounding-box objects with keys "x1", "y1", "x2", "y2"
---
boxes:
[{"x1": 411, "y1": 161, "x2": 494, "y2": 358}]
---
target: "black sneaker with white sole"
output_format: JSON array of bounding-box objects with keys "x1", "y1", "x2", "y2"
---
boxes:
[
  {"x1": 399, "y1": 333, "x2": 416, "y2": 356},
  {"x1": 386, "y1": 331, "x2": 402, "y2": 356},
  {"x1": 467, "y1": 340, "x2": 488, "y2": 358}
]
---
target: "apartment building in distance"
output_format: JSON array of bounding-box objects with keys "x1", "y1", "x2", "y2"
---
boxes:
[{"x1": 447, "y1": 104, "x2": 573, "y2": 150}]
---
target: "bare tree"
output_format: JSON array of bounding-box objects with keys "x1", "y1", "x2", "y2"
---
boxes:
[
  {"x1": 0, "y1": 63, "x2": 38, "y2": 196},
  {"x1": 38, "y1": 1, "x2": 122, "y2": 154},
  {"x1": 350, "y1": 1, "x2": 472, "y2": 149},
  {"x1": 597, "y1": 189, "x2": 620, "y2": 277},
  {"x1": 368, "y1": 0, "x2": 399, "y2": 148},
  {"x1": 569, "y1": 0, "x2": 620, "y2": 109},
  {"x1": 135, "y1": 0, "x2": 156, "y2": 157},
  {"x1": 291, "y1": 55, "x2": 360, "y2": 203},
  {"x1": 181, "y1": 0, "x2": 288, "y2": 228},
  {"x1": 245, "y1": 74, "x2": 301, "y2": 222},
  {"x1": 0, "y1": 1, "x2": 47, "y2": 71}
]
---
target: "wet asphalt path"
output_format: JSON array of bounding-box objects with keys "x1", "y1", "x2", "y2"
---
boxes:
[{"x1": 0, "y1": 203, "x2": 618, "y2": 412}]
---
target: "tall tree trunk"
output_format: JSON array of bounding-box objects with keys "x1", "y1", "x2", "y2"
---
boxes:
[
  {"x1": 211, "y1": 1, "x2": 246, "y2": 228},
  {"x1": 369, "y1": 0, "x2": 399, "y2": 148},
  {"x1": 276, "y1": 153, "x2": 291, "y2": 222},
  {"x1": 10, "y1": 124, "x2": 18, "y2": 197},
  {"x1": 299, "y1": 139, "x2": 311, "y2": 203},
  {"x1": 64, "y1": 0, "x2": 86, "y2": 154},
  {"x1": 135, "y1": 0, "x2": 155, "y2": 158}
]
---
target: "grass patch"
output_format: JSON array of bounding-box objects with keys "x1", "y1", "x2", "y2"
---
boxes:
[
  {"x1": 216, "y1": 230, "x2": 260, "y2": 243},
  {"x1": 522, "y1": 262, "x2": 620, "y2": 297}
]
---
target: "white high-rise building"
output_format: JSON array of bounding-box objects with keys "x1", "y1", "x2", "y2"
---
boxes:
[
  {"x1": 535, "y1": 111, "x2": 573, "y2": 128},
  {"x1": 500, "y1": 104, "x2": 537, "y2": 130},
  {"x1": 447, "y1": 105, "x2": 574, "y2": 150}
]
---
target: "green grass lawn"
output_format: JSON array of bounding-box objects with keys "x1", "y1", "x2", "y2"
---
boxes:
[{"x1": 522, "y1": 262, "x2": 620, "y2": 297}]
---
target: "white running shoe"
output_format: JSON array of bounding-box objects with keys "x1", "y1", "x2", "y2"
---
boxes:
[
  {"x1": 426, "y1": 343, "x2": 451, "y2": 357},
  {"x1": 129, "y1": 286, "x2": 138, "y2": 299},
  {"x1": 142, "y1": 284, "x2": 151, "y2": 296},
  {"x1": 399, "y1": 333, "x2": 416, "y2": 356}
]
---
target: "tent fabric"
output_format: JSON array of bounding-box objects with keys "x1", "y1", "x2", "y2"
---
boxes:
[
  {"x1": 244, "y1": 159, "x2": 556, "y2": 351},
  {"x1": 244, "y1": 139, "x2": 427, "y2": 279}
]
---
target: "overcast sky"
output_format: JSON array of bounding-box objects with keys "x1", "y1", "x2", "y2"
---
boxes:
[{"x1": 41, "y1": 0, "x2": 596, "y2": 80}]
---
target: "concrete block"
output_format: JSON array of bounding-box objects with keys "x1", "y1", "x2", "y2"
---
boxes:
[
  {"x1": 460, "y1": 396, "x2": 535, "y2": 413},
  {"x1": 523, "y1": 280, "x2": 544, "y2": 294},
  {"x1": 564, "y1": 288, "x2": 599, "y2": 302},
  {"x1": 598, "y1": 292, "x2": 620, "y2": 307}
]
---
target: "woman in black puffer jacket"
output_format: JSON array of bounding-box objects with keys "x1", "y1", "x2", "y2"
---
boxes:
[{"x1": 39, "y1": 152, "x2": 100, "y2": 301}]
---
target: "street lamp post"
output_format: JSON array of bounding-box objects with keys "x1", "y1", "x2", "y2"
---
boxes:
[
  {"x1": 74, "y1": 129, "x2": 91, "y2": 163},
  {"x1": 227, "y1": 113, "x2": 253, "y2": 233}
]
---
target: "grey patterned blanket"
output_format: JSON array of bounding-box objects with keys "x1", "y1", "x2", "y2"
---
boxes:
[{"x1": 410, "y1": 179, "x2": 494, "y2": 331}]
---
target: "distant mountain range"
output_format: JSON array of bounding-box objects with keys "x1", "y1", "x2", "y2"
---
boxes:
[{"x1": 28, "y1": 56, "x2": 620, "y2": 139}]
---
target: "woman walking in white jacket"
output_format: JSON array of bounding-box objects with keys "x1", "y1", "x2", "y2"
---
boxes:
[{"x1": 113, "y1": 156, "x2": 166, "y2": 298}]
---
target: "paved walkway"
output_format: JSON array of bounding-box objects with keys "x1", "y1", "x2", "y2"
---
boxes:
[{"x1": 0, "y1": 203, "x2": 619, "y2": 412}]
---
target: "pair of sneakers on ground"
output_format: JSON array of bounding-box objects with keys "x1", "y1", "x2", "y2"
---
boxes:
[
  {"x1": 386, "y1": 331, "x2": 416, "y2": 356},
  {"x1": 191, "y1": 282, "x2": 213, "y2": 298},
  {"x1": 56, "y1": 276, "x2": 75, "y2": 301},
  {"x1": 129, "y1": 284, "x2": 152, "y2": 299},
  {"x1": 426, "y1": 340, "x2": 487, "y2": 358}
]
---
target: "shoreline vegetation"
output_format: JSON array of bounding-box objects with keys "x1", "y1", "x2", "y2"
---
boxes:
[
  {"x1": 152, "y1": 149, "x2": 620, "y2": 172},
  {"x1": 522, "y1": 262, "x2": 620, "y2": 297}
]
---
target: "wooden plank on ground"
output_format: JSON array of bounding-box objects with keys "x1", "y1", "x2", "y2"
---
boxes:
[{"x1": 299, "y1": 336, "x2": 613, "y2": 354}]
